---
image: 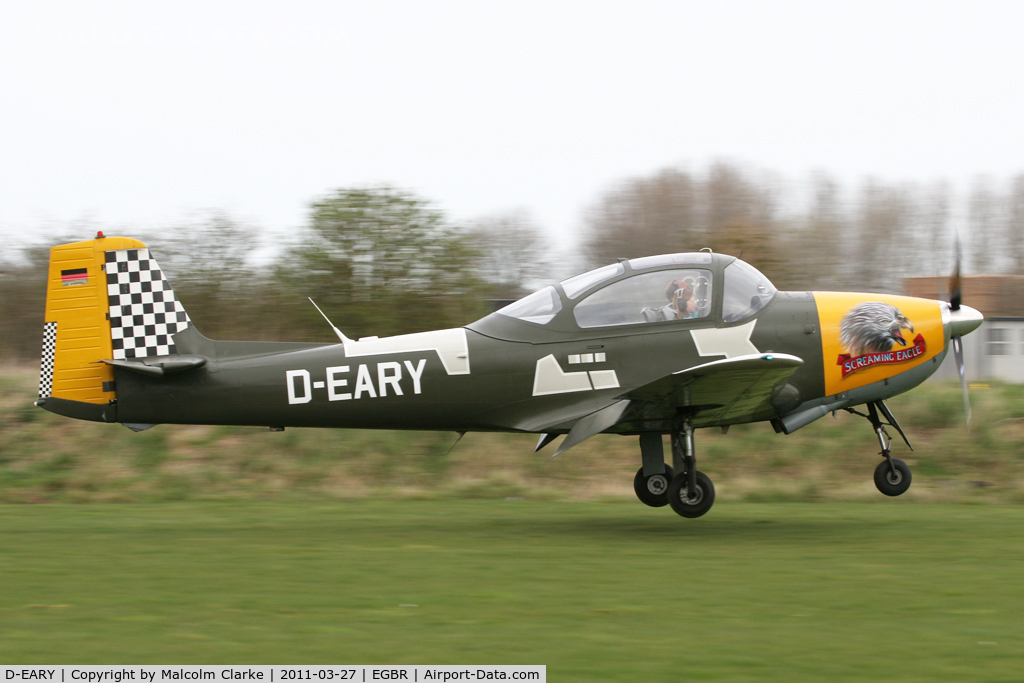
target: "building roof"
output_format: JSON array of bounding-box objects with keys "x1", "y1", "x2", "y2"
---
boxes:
[{"x1": 905, "y1": 275, "x2": 1024, "y2": 318}]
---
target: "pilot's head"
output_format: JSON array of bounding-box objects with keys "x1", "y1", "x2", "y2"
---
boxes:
[{"x1": 666, "y1": 280, "x2": 693, "y2": 304}]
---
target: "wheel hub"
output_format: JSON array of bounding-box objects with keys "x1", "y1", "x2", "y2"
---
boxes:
[
  {"x1": 680, "y1": 485, "x2": 703, "y2": 506},
  {"x1": 647, "y1": 475, "x2": 668, "y2": 495}
]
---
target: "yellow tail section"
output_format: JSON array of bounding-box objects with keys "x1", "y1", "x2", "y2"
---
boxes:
[{"x1": 39, "y1": 235, "x2": 147, "y2": 403}]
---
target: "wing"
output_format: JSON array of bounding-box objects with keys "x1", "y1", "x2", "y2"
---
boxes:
[
  {"x1": 623, "y1": 352, "x2": 803, "y2": 426},
  {"x1": 544, "y1": 352, "x2": 803, "y2": 456}
]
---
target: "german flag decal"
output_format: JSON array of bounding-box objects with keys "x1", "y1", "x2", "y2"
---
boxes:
[{"x1": 61, "y1": 267, "x2": 89, "y2": 287}]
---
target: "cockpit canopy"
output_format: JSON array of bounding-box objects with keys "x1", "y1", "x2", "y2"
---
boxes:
[{"x1": 493, "y1": 252, "x2": 777, "y2": 330}]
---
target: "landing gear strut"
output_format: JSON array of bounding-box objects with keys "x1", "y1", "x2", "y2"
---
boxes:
[
  {"x1": 847, "y1": 400, "x2": 913, "y2": 497},
  {"x1": 666, "y1": 414, "x2": 715, "y2": 518},
  {"x1": 634, "y1": 418, "x2": 716, "y2": 517}
]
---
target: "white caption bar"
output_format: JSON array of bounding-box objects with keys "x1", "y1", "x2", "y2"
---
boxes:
[{"x1": 0, "y1": 667, "x2": 544, "y2": 683}]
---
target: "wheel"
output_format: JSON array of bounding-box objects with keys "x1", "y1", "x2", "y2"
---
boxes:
[
  {"x1": 874, "y1": 458, "x2": 912, "y2": 496},
  {"x1": 633, "y1": 465, "x2": 675, "y2": 507},
  {"x1": 667, "y1": 471, "x2": 715, "y2": 518}
]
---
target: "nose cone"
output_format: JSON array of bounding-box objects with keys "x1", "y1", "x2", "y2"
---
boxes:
[{"x1": 948, "y1": 304, "x2": 984, "y2": 337}]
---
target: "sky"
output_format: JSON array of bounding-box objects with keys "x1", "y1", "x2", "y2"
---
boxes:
[{"x1": 2, "y1": 0, "x2": 1022, "y2": 253}]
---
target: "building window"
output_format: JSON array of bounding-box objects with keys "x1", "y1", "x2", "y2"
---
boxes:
[{"x1": 987, "y1": 327, "x2": 1013, "y2": 356}]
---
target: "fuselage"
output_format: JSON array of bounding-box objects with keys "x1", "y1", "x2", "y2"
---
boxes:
[{"x1": 112, "y1": 289, "x2": 954, "y2": 436}]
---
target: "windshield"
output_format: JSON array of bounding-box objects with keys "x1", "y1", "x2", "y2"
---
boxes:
[
  {"x1": 560, "y1": 263, "x2": 625, "y2": 299},
  {"x1": 495, "y1": 286, "x2": 562, "y2": 325},
  {"x1": 722, "y1": 260, "x2": 777, "y2": 323}
]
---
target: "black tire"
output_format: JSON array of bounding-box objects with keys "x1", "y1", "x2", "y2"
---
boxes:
[
  {"x1": 874, "y1": 458, "x2": 912, "y2": 496},
  {"x1": 667, "y1": 471, "x2": 715, "y2": 518},
  {"x1": 633, "y1": 465, "x2": 675, "y2": 507}
]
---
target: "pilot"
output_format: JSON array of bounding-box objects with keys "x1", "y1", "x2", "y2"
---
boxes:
[
  {"x1": 665, "y1": 280, "x2": 698, "y2": 319},
  {"x1": 641, "y1": 279, "x2": 699, "y2": 322}
]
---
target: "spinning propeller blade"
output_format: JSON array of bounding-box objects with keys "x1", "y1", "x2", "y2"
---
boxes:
[
  {"x1": 947, "y1": 232, "x2": 972, "y2": 424},
  {"x1": 953, "y1": 335, "x2": 971, "y2": 425},
  {"x1": 950, "y1": 233, "x2": 962, "y2": 312}
]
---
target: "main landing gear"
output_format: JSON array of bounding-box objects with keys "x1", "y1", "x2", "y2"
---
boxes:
[
  {"x1": 847, "y1": 400, "x2": 913, "y2": 497},
  {"x1": 634, "y1": 416, "x2": 715, "y2": 518},
  {"x1": 633, "y1": 462, "x2": 674, "y2": 507}
]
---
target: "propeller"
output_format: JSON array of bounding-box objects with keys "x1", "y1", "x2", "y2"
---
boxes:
[
  {"x1": 946, "y1": 233, "x2": 983, "y2": 424},
  {"x1": 952, "y1": 335, "x2": 970, "y2": 424},
  {"x1": 950, "y1": 234, "x2": 969, "y2": 423},
  {"x1": 949, "y1": 239, "x2": 962, "y2": 310}
]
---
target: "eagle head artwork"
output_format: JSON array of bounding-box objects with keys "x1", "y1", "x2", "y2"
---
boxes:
[{"x1": 839, "y1": 302, "x2": 915, "y2": 358}]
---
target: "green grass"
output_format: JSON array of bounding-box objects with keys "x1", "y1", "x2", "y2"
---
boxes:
[{"x1": 1, "y1": 500, "x2": 1022, "y2": 681}]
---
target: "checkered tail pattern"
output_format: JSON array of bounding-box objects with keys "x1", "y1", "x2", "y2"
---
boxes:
[
  {"x1": 106, "y1": 248, "x2": 191, "y2": 359},
  {"x1": 39, "y1": 322, "x2": 57, "y2": 398}
]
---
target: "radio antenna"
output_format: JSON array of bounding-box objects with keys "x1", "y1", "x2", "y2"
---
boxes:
[{"x1": 308, "y1": 298, "x2": 353, "y2": 343}]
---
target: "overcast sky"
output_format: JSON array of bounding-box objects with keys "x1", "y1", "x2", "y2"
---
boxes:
[{"x1": 2, "y1": 0, "x2": 1022, "y2": 252}]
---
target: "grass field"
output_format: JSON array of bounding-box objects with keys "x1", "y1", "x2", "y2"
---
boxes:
[
  {"x1": 3, "y1": 364, "x2": 1024, "y2": 678},
  {"x1": 1, "y1": 500, "x2": 1022, "y2": 680}
]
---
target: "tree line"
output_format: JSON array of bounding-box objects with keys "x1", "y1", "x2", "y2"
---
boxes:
[
  {"x1": 0, "y1": 187, "x2": 552, "y2": 360},
  {"x1": 2, "y1": 165, "x2": 1023, "y2": 362},
  {"x1": 583, "y1": 164, "x2": 1024, "y2": 292}
]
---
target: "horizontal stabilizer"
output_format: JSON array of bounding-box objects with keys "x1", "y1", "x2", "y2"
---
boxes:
[{"x1": 101, "y1": 355, "x2": 208, "y2": 377}]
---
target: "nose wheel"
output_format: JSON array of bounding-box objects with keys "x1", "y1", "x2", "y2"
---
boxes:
[
  {"x1": 847, "y1": 401, "x2": 914, "y2": 497},
  {"x1": 874, "y1": 458, "x2": 912, "y2": 496}
]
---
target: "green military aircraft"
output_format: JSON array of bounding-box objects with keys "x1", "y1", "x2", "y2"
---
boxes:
[{"x1": 36, "y1": 234, "x2": 983, "y2": 518}]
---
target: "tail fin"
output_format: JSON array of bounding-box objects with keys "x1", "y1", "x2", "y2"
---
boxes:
[{"x1": 38, "y1": 234, "x2": 192, "y2": 417}]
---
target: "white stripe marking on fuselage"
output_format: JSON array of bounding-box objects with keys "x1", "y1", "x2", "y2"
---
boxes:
[
  {"x1": 690, "y1": 320, "x2": 759, "y2": 359},
  {"x1": 343, "y1": 328, "x2": 470, "y2": 375},
  {"x1": 532, "y1": 355, "x2": 620, "y2": 396}
]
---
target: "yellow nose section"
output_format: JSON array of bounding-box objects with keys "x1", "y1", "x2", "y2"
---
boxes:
[{"x1": 813, "y1": 292, "x2": 945, "y2": 397}]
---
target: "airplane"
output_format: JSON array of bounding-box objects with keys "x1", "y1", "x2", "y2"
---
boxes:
[{"x1": 34, "y1": 233, "x2": 984, "y2": 518}]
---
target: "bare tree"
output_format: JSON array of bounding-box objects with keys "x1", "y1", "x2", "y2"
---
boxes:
[
  {"x1": 583, "y1": 168, "x2": 700, "y2": 266},
  {"x1": 968, "y1": 176, "x2": 1001, "y2": 273},
  {"x1": 697, "y1": 164, "x2": 785, "y2": 284},
  {"x1": 702, "y1": 162, "x2": 777, "y2": 237},
  {"x1": 465, "y1": 210, "x2": 552, "y2": 299},
  {"x1": 145, "y1": 213, "x2": 265, "y2": 340},
  {"x1": 1006, "y1": 174, "x2": 1024, "y2": 274},
  {"x1": 0, "y1": 243, "x2": 51, "y2": 361},
  {"x1": 921, "y1": 180, "x2": 951, "y2": 277},
  {"x1": 785, "y1": 171, "x2": 848, "y2": 291},
  {"x1": 840, "y1": 180, "x2": 916, "y2": 293},
  {"x1": 583, "y1": 162, "x2": 784, "y2": 270}
]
